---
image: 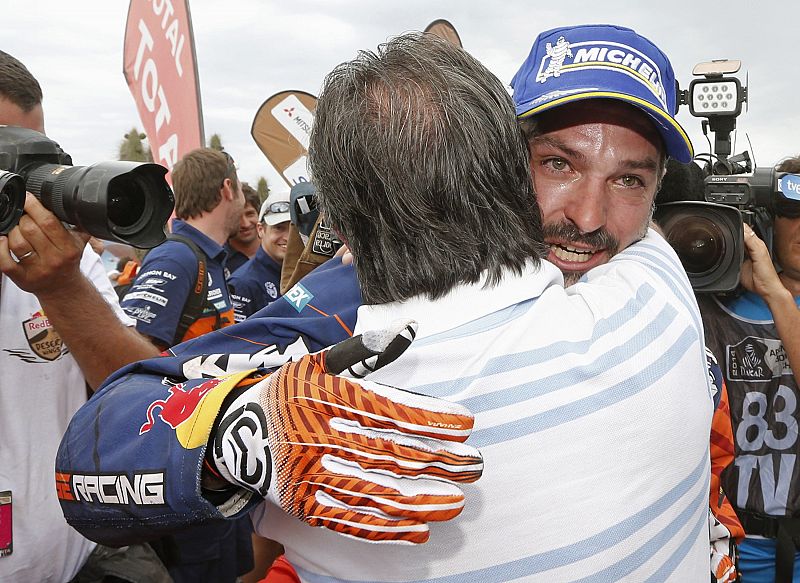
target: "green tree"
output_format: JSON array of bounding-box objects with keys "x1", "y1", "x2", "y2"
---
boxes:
[
  {"x1": 256, "y1": 176, "x2": 270, "y2": 202},
  {"x1": 208, "y1": 133, "x2": 223, "y2": 151},
  {"x1": 118, "y1": 128, "x2": 152, "y2": 162}
]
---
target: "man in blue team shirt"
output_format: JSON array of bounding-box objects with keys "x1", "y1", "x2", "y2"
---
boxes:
[
  {"x1": 119, "y1": 147, "x2": 252, "y2": 583},
  {"x1": 229, "y1": 189, "x2": 291, "y2": 322},
  {"x1": 121, "y1": 148, "x2": 242, "y2": 350}
]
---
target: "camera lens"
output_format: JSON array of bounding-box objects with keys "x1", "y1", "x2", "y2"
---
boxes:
[
  {"x1": 0, "y1": 171, "x2": 26, "y2": 234},
  {"x1": 666, "y1": 216, "x2": 726, "y2": 276},
  {"x1": 107, "y1": 179, "x2": 146, "y2": 228}
]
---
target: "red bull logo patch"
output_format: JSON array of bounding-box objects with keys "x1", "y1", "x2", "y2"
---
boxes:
[
  {"x1": 139, "y1": 378, "x2": 223, "y2": 435},
  {"x1": 22, "y1": 310, "x2": 64, "y2": 361}
]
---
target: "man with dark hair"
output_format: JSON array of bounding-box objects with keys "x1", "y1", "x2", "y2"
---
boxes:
[
  {"x1": 310, "y1": 35, "x2": 545, "y2": 304},
  {"x1": 225, "y1": 182, "x2": 261, "y2": 273},
  {"x1": 698, "y1": 155, "x2": 800, "y2": 583},
  {"x1": 0, "y1": 50, "x2": 44, "y2": 130},
  {"x1": 59, "y1": 30, "x2": 711, "y2": 582},
  {"x1": 0, "y1": 50, "x2": 164, "y2": 581}
]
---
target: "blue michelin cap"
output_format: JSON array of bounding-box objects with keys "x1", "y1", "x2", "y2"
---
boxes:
[{"x1": 511, "y1": 24, "x2": 694, "y2": 163}]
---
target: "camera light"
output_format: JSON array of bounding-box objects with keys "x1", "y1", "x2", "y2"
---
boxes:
[{"x1": 689, "y1": 77, "x2": 742, "y2": 117}]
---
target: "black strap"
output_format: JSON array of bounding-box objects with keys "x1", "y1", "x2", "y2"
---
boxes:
[
  {"x1": 776, "y1": 520, "x2": 800, "y2": 583},
  {"x1": 738, "y1": 510, "x2": 800, "y2": 582},
  {"x1": 164, "y1": 234, "x2": 212, "y2": 345}
]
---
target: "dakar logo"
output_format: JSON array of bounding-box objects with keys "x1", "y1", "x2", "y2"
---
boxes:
[
  {"x1": 139, "y1": 378, "x2": 222, "y2": 435},
  {"x1": 537, "y1": 36, "x2": 573, "y2": 83},
  {"x1": 22, "y1": 310, "x2": 64, "y2": 361},
  {"x1": 728, "y1": 337, "x2": 773, "y2": 381}
]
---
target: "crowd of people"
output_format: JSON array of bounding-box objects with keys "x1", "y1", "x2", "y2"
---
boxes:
[{"x1": 0, "y1": 19, "x2": 798, "y2": 583}]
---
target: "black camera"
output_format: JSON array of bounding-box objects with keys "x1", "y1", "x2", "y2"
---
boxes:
[
  {"x1": 0, "y1": 126, "x2": 174, "y2": 248},
  {"x1": 654, "y1": 60, "x2": 800, "y2": 293}
]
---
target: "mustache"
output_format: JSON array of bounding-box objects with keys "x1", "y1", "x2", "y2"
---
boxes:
[{"x1": 542, "y1": 222, "x2": 620, "y2": 255}]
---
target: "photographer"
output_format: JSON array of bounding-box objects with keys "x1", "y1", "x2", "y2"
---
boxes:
[
  {"x1": 698, "y1": 155, "x2": 800, "y2": 583},
  {"x1": 0, "y1": 50, "x2": 164, "y2": 582}
]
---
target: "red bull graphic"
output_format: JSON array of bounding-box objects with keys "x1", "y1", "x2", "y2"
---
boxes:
[
  {"x1": 139, "y1": 378, "x2": 222, "y2": 434},
  {"x1": 23, "y1": 310, "x2": 64, "y2": 361}
]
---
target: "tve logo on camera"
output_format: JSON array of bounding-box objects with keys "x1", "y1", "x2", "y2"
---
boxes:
[{"x1": 779, "y1": 174, "x2": 800, "y2": 201}]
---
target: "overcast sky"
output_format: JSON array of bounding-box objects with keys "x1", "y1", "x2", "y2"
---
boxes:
[{"x1": 3, "y1": 1, "x2": 798, "y2": 190}]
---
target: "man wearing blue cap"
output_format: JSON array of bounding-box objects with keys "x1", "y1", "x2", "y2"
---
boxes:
[
  {"x1": 512, "y1": 25, "x2": 742, "y2": 582},
  {"x1": 511, "y1": 24, "x2": 693, "y2": 286}
]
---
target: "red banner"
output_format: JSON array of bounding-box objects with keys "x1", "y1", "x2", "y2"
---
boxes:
[{"x1": 123, "y1": 0, "x2": 204, "y2": 181}]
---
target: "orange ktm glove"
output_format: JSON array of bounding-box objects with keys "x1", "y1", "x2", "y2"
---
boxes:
[{"x1": 210, "y1": 320, "x2": 483, "y2": 544}]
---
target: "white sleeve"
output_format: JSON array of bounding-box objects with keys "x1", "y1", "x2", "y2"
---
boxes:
[
  {"x1": 572, "y1": 228, "x2": 707, "y2": 375},
  {"x1": 579, "y1": 228, "x2": 699, "y2": 317},
  {"x1": 79, "y1": 246, "x2": 137, "y2": 327}
]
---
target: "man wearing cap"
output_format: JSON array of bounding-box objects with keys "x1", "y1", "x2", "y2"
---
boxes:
[
  {"x1": 229, "y1": 190, "x2": 291, "y2": 322},
  {"x1": 510, "y1": 23, "x2": 694, "y2": 284},
  {"x1": 58, "y1": 29, "x2": 713, "y2": 582},
  {"x1": 512, "y1": 26, "x2": 745, "y2": 582}
]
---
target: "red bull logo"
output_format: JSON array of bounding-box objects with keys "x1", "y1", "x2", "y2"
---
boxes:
[{"x1": 139, "y1": 378, "x2": 222, "y2": 435}]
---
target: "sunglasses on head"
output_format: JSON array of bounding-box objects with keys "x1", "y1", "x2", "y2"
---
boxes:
[
  {"x1": 219, "y1": 150, "x2": 237, "y2": 185},
  {"x1": 265, "y1": 201, "x2": 290, "y2": 215}
]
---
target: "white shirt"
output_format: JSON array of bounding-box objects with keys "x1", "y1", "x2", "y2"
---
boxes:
[
  {"x1": 253, "y1": 230, "x2": 713, "y2": 582},
  {"x1": 0, "y1": 247, "x2": 133, "y2": 583}
]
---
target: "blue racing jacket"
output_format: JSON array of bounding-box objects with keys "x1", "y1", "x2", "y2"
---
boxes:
[{"x1": 55, "y1": 258, "x2": 361, "y2": 546}]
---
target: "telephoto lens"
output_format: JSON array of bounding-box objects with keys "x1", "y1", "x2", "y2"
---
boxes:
[{"x1": 0, "y1": 126, "x2": 174, "y2": 248}]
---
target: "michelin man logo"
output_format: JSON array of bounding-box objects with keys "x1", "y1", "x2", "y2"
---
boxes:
[
  {"x1": 265, "y1": 281, "x2": 278, "y2": 299},
  {"x1": 537, "y1": 36, "x2": 573, "y2": 83}
]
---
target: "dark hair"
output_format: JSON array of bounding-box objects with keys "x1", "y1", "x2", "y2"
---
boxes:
[
  {"x1": 172, "y1": 148, "x2": 239, "y2": 219},
  {"x1": 241, "y1": 182, "x2": 260, "y2": 212},
  {"x1": 776, "y1": 156, "x2": 800, "y2": 174},
  {"x1": 309, "y1": 32, "x2": 546, "y2": 304},
  {"x1": 0, "y1": 50, "x2": 42, "y2": 111},
  {"x1": 115, "y1": 255, "x2": 135, "y2": 272},
  {"x1": 775, "y1": 155, "x2": 800, "y2": 217}
]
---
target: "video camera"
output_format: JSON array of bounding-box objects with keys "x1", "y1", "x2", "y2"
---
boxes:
[
  {"x1": 654, "y1": 60, "x2": 800, "y2": 293},
  {"x1": 0, "y1": 126, "x2": 174, "y2": 248}
]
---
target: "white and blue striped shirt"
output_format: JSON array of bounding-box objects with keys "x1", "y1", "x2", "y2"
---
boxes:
[{"x1": 253, "y1": 229, "x2": 713, "y2": 582}]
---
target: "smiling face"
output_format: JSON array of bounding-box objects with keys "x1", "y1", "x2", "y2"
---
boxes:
[
  {"x1": 232, "y1": 202, "x2": 259, "y2": 245},
  {"x1": 259, "y1": 220, "x2": 290, "y2": 264},
  {"x1": 528, "y1": 99, "x2": 665, "y2": 285}
]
